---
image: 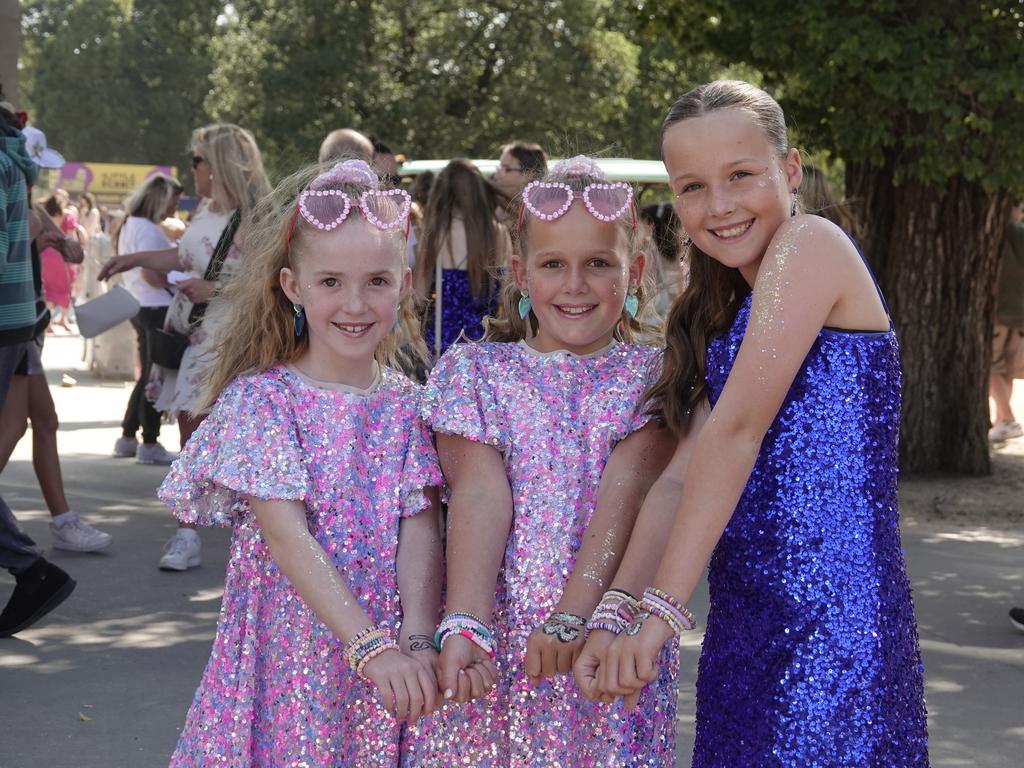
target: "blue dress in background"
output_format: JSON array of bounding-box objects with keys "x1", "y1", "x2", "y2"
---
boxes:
[
  {"x1": 424, "y1": 268, "x2": 498, "y2": 358},
  {"x1": 697, "y1": 287, "x2": 929, "y2": 766}
]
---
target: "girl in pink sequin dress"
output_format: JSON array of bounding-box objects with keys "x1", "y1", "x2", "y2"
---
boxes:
[
  {"x1": 408, "y1": 157, "x2": 680, "y2": 767},
  {"x1": 159, "y1": 160, "x2": 444, "y2": 768}
]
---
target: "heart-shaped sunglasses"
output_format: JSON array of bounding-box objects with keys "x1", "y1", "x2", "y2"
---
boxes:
[
  {"x1": 287, "y1": 188, "x2": 412, "y2": 249},
  {"x1": 517, "y1": 180, "x2": 636, "y2": 233}
]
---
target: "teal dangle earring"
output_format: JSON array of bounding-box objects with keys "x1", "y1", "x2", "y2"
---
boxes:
[
  {"x1": 293, "y1": 303, "x2": 306, "y2": 337},
  {"x1": 518, "y1": 289, "x2": 532, "y2": 320},
  {"x1": 624, "y1": 286, "x2": 639, "y2": 319}
]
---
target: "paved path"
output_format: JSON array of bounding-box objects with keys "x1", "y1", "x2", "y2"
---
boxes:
[{"x1": 0, "y1": 335, "x2": 1021, "y2": 767}]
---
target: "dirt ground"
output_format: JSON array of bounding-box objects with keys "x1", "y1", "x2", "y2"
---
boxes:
[{"x1": 901, "y1": 439, "x2": 1024, "y2": 529}]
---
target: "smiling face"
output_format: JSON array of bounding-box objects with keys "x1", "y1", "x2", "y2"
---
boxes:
[
  {"x1": 280, "y1": 218, "x2": 410, "y2": 386},
  {"x1": 663, "y1": 107, "x2": 801, "y2": 283},
  {"x1": 513, "y1": 203, "x2": 643, "y2": 355}
]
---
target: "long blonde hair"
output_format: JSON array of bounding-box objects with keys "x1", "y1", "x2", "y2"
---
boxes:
[
  {"x1": 191, "y1": 124, "x2": 272, "y2": 216},
  {"x1": 483, "y1": 157, "x2": 661, "y2": 344},
  {"x1": 200, "y1": 162, "x2": 427, "y2": 411}
]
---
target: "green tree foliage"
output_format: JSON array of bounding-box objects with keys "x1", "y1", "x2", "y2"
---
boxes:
[
  {"x1": 645, "y1": 0, "x2": 1024, "y2": 192},
  {"x1": 205, "y1": 1, "x2": 648, "y2": 175},
  {"x1": 647, "y1": 1, "x2": 1024, "y2": 474},
  {"x1": 20, "y1": 0, "x2": 220, "y2": 177}
]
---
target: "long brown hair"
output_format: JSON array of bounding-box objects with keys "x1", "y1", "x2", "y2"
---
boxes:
[
  {"x1": 646, "y1": 80, "x2": 793, "y2": 433},
  {"x1": 483, "y1": 160, "x2": 661, "y2": 344},
  {"x1": 414, "y1": 159, "x2": 503, "y2": 302},
  {"x1": 200, "y1": 162, "x2": 426, "y2": 411}
]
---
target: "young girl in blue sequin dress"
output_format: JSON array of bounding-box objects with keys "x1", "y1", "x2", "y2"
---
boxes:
[
  {"x1": 408, "y1": 157, "x2": 680, "y2": 767},
  {"x1": 580, "y1": 81, "x2": 929, "y2": 766},
  {"x1": 159, "y1": 160, "x2": 444, "y2": 767}
]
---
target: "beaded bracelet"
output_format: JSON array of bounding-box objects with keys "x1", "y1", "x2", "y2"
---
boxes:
[
  {"x1": 541, "y1": 611, "x2": 587, "y2": 642},
  {"x1": 587, "y1": 589, "x2": 641, "y2": 635},
  {"x1": 344, "y1": 625, "x2": 399, "y2": 677},
  {"x1": 435, "y1": 613, "x2": 497, "y2": 659},
  {"x1": 640, "y1": 587, "x2": 696, "y2": 636}
]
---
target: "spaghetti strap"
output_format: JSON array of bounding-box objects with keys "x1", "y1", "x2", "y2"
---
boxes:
[{"x1": 846, "y1": 231, "x2": 893, "y2": 326}]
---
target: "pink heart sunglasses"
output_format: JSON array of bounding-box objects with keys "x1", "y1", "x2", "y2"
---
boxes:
[
  {"x1": 286, "y1": 187, "x2": 412, "y2": 250},
  {"x1": 516, "y1": 180, "x2": 636, "y2": 234}
]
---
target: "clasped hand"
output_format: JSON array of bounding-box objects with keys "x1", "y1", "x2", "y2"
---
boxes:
[{"x1": 572, "y1": 617, "x2": 672, "y2": 710}]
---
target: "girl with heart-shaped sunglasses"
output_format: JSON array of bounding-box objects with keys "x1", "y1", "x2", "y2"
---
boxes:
[
  {"x1": 410, "y1": 156, "x2": 680, "y2": 766},
  {"x1": 160, "y1": 159, "x2": 449, "y2": 766}
]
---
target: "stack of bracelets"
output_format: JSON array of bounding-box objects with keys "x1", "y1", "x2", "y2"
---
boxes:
[
  {"x1": 541, "y1": 611, "x2": 587, "y2": 642},
  {"x1": 586, "y1": 589, "x2": 642, "y2": 635},
  {"x1": 638, "y1": 587, "x2": 696, "y2": 636},
  {"x1": 344, "y1": 625, "x2": 399, "y2": 678},
  {"x1": 434, "y1": 612, "x2": 496, "y2": 660}
]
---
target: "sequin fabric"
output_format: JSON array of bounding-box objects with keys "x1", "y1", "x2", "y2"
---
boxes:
[
  {"x1": 697, "y1": 292, "x2": 929, "y2": 766},
  {"x1": 158, "y1": 365, "x2": 442, "y2": 768},
  {"x1": 423, "y1": 269, "x2": 497, "y2": 356},
  {"x1": 409, "y1": 341, "x2": 679, "y2": 767}
]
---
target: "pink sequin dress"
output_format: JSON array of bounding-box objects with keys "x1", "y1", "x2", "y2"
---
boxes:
[
  {"x1": 409, "y1": 341, "x2": 680, "y2": 768},
  {"x1": 158, "y1": 365, "x2": 442, "y2": 768}
]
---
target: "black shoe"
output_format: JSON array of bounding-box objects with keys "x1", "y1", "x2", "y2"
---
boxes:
[
  {"x1": 0, "y1": 559, "x2": 76, "y2": 638},
  {"x1": 1010, "y1": 607, "x2": 1024, "y2": 634}
]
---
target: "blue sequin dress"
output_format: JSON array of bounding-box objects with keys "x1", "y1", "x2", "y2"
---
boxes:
[
  {"x1": 423, "y1": 269, "x2": 497, "y2": 358},
  {"x1": 698, "y1": 280, "x2": 929, "y2": 765}
]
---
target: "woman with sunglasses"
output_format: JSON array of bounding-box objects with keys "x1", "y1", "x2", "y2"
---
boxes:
[
  {"x1": 99, "y1": 123, "x2": 271, "y2": 571},
  {"x1": 409, "y1": 156, "x2": 679, "y2": 767}
]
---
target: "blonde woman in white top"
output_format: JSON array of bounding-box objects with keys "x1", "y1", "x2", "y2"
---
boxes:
[{"x1": 99, "y1": 123, "x2": 271, "y2": 571}]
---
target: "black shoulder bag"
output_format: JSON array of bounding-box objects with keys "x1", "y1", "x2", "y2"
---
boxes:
[{"x1": 150, "y1": 211, "x2": 241, "y2": 370}]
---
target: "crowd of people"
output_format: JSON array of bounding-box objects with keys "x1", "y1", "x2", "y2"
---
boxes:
[{"x1": 0, "y1": 76, "x2": 1020, "y2": 767}]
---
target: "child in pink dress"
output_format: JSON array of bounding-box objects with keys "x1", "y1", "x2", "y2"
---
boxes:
[
  {"x1": 408, "y1": 157, "x2": 680, "y2": 767},
  {"x1": 159, "y1": 160, "x2": 443, "y2": 767}
]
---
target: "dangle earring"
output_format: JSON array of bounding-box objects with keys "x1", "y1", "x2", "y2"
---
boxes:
[
  {"x1": 790, "y1": 188, "x2": 801, "y2": 217},
  {"x1": 680, "y1": 229, "x2": 692, "y2": 248},
  {"x1": 624, "y1": 286, "x2": 639, "y2": 319},
  {"x1": 292, "y1": 303, "x2": 306, "y2": 337},
  {"x1": 518, "y1": 289, "x2": 532, "y2": 320},
  {"x1": 392, "y1": 305, "x2": 401, "y2": 332}
]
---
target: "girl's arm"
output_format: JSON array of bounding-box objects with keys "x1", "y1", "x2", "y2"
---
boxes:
[
  {"x1": 574, "y1": 406, "x2": 707, "y2": 700},
  {"x1": 605, "y1": 218, "x2": 866, "y2": 703},
  {"x1": 524, "y1": 421, "x2": 676, "y2": 682},
  {"x1": 251, "y1": 497, "x2": 438, "y2": 723},
  {"x1": 436, "y1": 433, "x2": 512, "y2": 702},
  {"x1": 98, "y1": 246, "x2": 182, "y2": 280},
  {"x1": 397, "y1": 488, "x2": 444, "y2": 661}
]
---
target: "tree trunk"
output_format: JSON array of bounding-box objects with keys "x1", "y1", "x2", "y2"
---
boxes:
[
  {"x1": 0, "y1": 0, "x2": 18, "y2": 103},
  {"x1": 847, "y1": 162, "x2": 1009, "y2": 475}
]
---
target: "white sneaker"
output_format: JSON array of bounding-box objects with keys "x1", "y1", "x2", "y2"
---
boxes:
[
  {"x1": 988, "y1": 420, "x2": 1024, "y2": 443},
  {"x1": 113, "y1": 436, "x2": 139, "y2": 458},
  {"x1": 158, "y1": 530, "x2": 201, "y2": 571},
  {"x1": 51, "y1": 512, "x2": 113, "y2": 552},
  {"x1": 136, "y1": 441, "x2": 178, "y2": 466}
]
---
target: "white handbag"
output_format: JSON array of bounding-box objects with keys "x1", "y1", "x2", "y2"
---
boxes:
[{"x1": 74, "y1": 284, "x2": 140, "y2": 338}]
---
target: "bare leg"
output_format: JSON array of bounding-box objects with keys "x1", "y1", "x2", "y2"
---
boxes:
[
  {"x1": 0, "y1": 376, "x2": 30, "y2": 472},
  {"x1": 989, "y1": 372, "x2": 1015, "y2": 425},
  {"x1": 27, "y1": 374, "x2": 70, "y2": 517}
]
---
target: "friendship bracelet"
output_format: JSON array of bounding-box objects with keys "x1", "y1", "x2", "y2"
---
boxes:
[
  {"x1": 435, "y1": 613, "x2": 497, "y2": 659},
  {"x1": 640, "y1": 587, "x2": 696, "y2": 635},
  {"x1": 355, "y1": 640, "x2": 399, "y2": 678},
  {"x1": 344, "y1": 625, "x2": 399, "y2": 677},
  {"x1": 587, "y1": 590, "x2": 643, "y2": 635}
]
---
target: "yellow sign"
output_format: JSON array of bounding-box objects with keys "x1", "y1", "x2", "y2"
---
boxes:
[{"x1": 36, "y1": 162, "x2": 179, "y2": 205}]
